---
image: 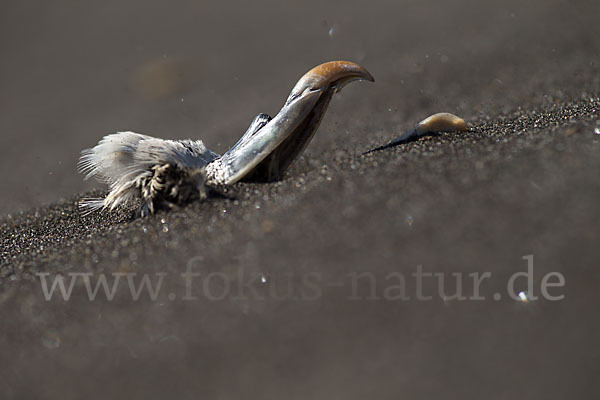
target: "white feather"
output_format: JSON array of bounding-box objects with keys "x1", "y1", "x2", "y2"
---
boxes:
[{"x1": 78, "y1": 131, "x2": 219, "y2": 212}]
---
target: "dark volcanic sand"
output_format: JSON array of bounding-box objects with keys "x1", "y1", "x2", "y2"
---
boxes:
[{"x1": 1, "y1": 0, "x2": 600, "y2": 399}]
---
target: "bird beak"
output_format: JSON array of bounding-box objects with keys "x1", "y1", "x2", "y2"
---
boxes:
[
  {"x1": 209, "y1": 61, "x2": 374, "y2": 185},
  {"x1": 285, "y1": 60, "x2": 375, "y2": 105}
]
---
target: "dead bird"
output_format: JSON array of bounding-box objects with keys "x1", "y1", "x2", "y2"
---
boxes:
[
  {"x1": 78, "y1": 61, "x2": 374, "y2": 216},
  {"x1": 364, "y1": 112, "x2": 468, "y2": 154}
]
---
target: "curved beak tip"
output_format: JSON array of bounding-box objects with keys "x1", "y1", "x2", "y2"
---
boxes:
[
  {"x1": 306, "y1": 60, "x2": 375, "y2": 88},
  {"x1": 358, "y1": 68, "x2": 375, "y2": 83}
]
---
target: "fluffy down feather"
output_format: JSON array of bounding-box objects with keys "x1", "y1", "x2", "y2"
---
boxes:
[{"x1": 78, "y1": 131, "x2": 219, "y2": 214}]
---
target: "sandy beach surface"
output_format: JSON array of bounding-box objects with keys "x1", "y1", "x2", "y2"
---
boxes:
[{"x1": 1, "y1": 0, "x2": 599, "y2": 398}]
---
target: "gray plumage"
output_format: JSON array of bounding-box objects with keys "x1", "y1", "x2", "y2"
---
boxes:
[
  {"x1": 78, "y1": 131, "x2": 219, "y2": 216},
  {"x1": 78, "y1": 113, "x2": 273, "y2": 216}
]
